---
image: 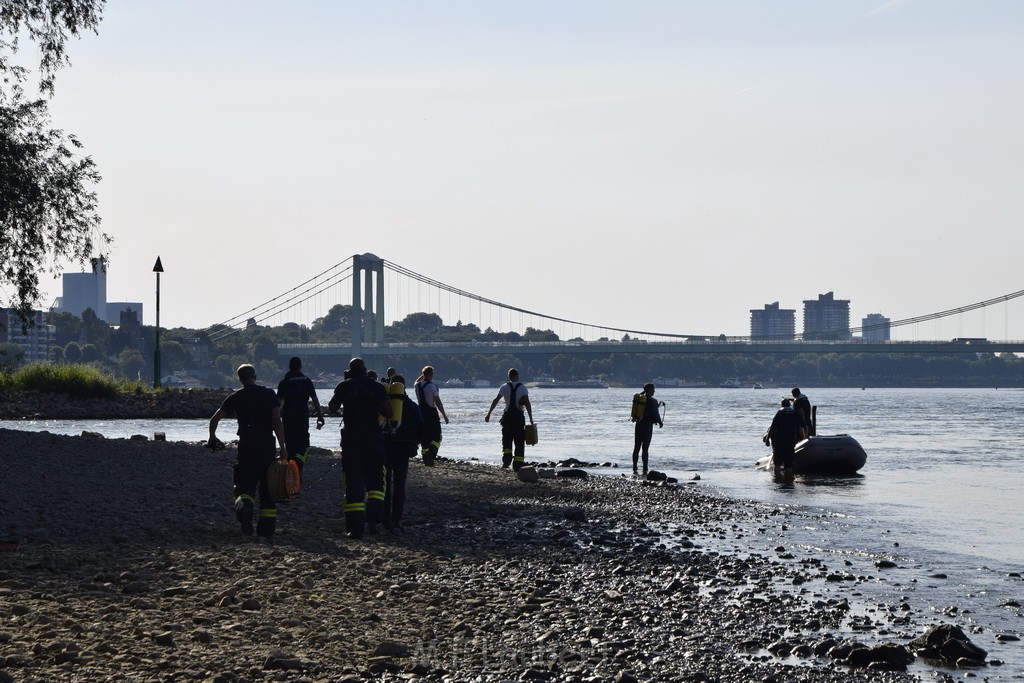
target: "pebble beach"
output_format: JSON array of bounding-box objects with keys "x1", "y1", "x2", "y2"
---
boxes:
[{"x1": 0, "y1": 428, "x2": 988, "y2": 682}]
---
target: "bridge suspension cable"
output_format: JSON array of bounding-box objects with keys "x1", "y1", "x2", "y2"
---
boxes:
[
  {"x1": 205, "y1": 262, "x2": 354, "y2": 341},
  {"x1": 849, "y1": 288, "x2": 1024, "y2": 336},
  {"x1": 382, "y1": 259, "x2": 700, "y2": 340}
]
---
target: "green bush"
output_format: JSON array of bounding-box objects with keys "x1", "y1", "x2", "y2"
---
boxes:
[{"x1": 8, "y1": 363, "x2": 147, "y2": 399}]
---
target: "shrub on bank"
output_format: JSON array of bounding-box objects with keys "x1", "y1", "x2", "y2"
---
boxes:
[{"x1": 0, "y1": 363, "x2": 147, "y2": 399}]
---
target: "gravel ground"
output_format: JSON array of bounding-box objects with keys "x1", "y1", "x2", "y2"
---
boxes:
[{"x1": 0, "y1": 428, "x2": 954, "y2": 682}]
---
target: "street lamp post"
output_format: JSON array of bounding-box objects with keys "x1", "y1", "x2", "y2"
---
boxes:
[{"x1": 153, "y1": 256, "x2": 164, "y2": 388}]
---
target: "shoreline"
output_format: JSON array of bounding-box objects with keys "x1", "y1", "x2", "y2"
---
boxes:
[
  {"x1": 0, "y1": 388, "x2": 227, "y2": 420},
  {"x1": 0, "y1": 429, "x2": 991, "y2": 681}
]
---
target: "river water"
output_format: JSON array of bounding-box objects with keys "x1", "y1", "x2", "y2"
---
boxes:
[{"x1": 4, "y1": 387, "x2": 1023, "y2": 677}]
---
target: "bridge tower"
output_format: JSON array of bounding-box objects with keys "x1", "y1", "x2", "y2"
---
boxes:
[{"x1": 351, "y1": 253, "x2": 385, "y2": 357}]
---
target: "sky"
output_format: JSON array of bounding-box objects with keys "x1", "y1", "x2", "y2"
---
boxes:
[{"x1": 13, "y1": 0, "x2": 1024, "y2": 340}]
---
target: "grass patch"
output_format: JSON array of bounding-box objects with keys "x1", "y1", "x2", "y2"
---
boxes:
[{"x1": 1, "y1": 363, "x2": 148, "y2": 399}]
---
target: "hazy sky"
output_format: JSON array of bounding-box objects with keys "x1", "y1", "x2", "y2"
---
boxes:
[{"x1": 16, "y1": 1, "x2": 1024, "y2": 339}]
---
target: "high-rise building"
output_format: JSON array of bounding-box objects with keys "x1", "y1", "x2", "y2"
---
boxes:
[
  {"x1": 52, "y1": 256, "x2": 144, "y2": 324},
  {"x1": 750, "y1": 302, "x2": 796, "y2": 339},
  {"x1": 802, "y1": 292, "x2": 851, "y2": 340},
  {"x1": 0, "y1": 308, "x2": 55, "y2": 363},
  {"x1": 862, "y1": 313, "x2": 891, "y2": 341}
]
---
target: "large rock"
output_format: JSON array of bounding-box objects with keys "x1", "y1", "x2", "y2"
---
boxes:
[
  {"x1": 555, "y1": 468, "x2": 588, "y2": 479},
  {"x1": 516, "y1": 466, "x2": 540, "y2": 483},
  {"x1": 909, "y1": 623, "x2": 987, "y2": 666}
]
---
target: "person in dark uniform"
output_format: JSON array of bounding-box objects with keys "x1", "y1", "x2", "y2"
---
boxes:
[
  {"x1": 276, "y1": 356, "x2": 325, "y2": 473},
  {"x1": 414, "y1": 365, "x2": 449, "y2": 466},
  {"x1": 631, "y1": 382, "x2": 663, "y2": 475},
  {"x1": 791, "y1": 387, "x2": 813, "y2": 436},
  {"x1": 207, "y1": 364, "x2": 288, "y2": 539},
  {"x1": 328, "y1": 358, "x2": 392, "y2": 539},
  {"x1": 763, "y1": 398, "x2": 808, "y2": 476},
  {"x1": 485, "y1": 368, "x2": 534, "y2": 471},
  {"x1": 381, "y1": 374, "x2": 423, "y2": 533}
]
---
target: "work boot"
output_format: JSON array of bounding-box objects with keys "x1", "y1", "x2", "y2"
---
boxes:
[
  {"x1": 256, "y1": 513, "x2": 276, "y2": 539},
  {"x1": 345, "y1": 511, "x2": 364, "y2": 539},
  {"x1": 235, "y1": 499, "x2": 254, "y2": 536}
]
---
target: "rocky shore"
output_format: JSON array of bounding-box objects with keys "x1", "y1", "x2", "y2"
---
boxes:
[
  {"x1": 0, "y1": 388, "x2": 227, "y2": 420},
  {"x1": 0, "y1": 429, "x2": 991, "y2": 682}
]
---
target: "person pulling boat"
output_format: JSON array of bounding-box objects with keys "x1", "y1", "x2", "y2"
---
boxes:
[{"x1": 762, "y1": 398, "x2": 808, "y2": 477}]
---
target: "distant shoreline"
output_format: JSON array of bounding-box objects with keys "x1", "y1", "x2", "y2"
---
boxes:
[
  {"x1": 0, "y1": 387, "x2": 227, "y2": 420},
  {"x1": 2, "y1": 383, "x2": 1020, "y2": 422}
]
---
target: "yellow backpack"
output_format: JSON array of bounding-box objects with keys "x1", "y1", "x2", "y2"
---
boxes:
[{"x1": 631, "y1": 393, "x2": 647, "y2": 421}]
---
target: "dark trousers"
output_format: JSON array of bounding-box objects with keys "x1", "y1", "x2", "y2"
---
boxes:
[
  {"x1": 773, "y1": 440, "x2": 797, "y2": 469},
  {"x1": 283, "y1": 418, "x2": 310, "y2": 472},
  {"x1": 383, "y1": 441, "x2": 416, "y2": 528},
  {"x1": 632, "y1": 422, "x2": 654, "y2": 471},
  {"x1": 341, "y1": 434, "x2": 385, "y2": 534},
  {"x1": 233, "y1": 441, "x2": 276, "y2": 537},
  {"x1": 501, "y1": 410, "x2": 526, "y2": 470},
  {"x1": 421, "y1": 413, "x2": 442, "y2": 465}
]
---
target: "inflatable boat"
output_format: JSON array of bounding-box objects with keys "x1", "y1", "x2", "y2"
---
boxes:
[{"x1": 756, "y1": 434, "x2": 867, "y2": 475}]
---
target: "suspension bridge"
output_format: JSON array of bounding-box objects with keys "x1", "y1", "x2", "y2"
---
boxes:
[{"x1": 203, "y1": 253, "x2": 1024, "y2": 358}]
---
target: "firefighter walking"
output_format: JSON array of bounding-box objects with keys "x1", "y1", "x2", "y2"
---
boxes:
[{"x1": 328, "y1": 358, "x2": 392, "y2": 539}]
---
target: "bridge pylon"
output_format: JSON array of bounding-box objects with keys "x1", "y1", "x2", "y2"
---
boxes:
[{"x1": 351, "y1": 253, "x2": 385, "y2": 358}]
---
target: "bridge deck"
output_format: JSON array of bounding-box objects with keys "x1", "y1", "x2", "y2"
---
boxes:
[{"x1": 278, "y1": 340, "x2": 1024, "y2": 357}]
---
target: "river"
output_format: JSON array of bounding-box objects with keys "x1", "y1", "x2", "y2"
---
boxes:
[{"x1": 4, "y1": 386, "x2": 1023, "y2": 677}]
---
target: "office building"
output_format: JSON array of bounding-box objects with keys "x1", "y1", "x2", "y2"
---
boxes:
[
  {"x1": 862, "y1": 313, "x2": 891, "y2": 341},
  {"x1": 0, "y1": 308, "x2": 55, "y2": 363},
  {"x1": 803, "y1": 292, "x2": 851, "y2": 340},
  {"x1": 750, "y1": 302, "x2": 796, "y2": 339}
]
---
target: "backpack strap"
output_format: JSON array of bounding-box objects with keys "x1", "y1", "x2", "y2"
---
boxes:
[{"x1": 507, "y1": 381, "x2": 520, "y2": 411}]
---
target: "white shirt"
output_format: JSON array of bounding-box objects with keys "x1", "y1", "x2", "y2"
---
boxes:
[
  {"x1": 498, "y1": 381, "x2": 528, "y2": 413},
  {"x1": 417, "y1": 380, "x2": 440, "y2": 408}
]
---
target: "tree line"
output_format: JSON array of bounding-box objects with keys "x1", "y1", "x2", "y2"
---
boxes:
[{"x1": 1, "y1": 304, "x2": 1021, "y2": 389}]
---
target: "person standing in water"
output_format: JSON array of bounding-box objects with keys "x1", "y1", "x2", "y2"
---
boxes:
[
  {"x1": 631, "y1": 382, "x2": 663, "y2": 475},
  {"x1": 763, "y1": 397, "x2": 807, "y2": 476},
  {"x1": 791, "y1": 387, "x2": 813, "y2": 436}
]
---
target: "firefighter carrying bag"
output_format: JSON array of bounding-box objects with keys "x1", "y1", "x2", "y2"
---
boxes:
[{"x1": 266, "y1": 458, "x2": 301, "y2": 502}]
